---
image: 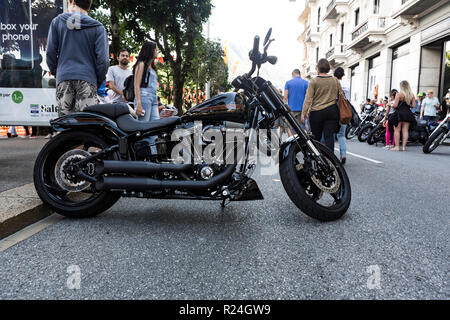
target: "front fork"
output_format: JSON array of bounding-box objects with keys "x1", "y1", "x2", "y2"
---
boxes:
[{"x1": 282, "y1": 111, "x2": 332, "y2": 173}]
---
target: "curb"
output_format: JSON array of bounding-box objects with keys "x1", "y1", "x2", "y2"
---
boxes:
[{"x1": 0, "y1": 184, "x2": 52, "y2": 240}]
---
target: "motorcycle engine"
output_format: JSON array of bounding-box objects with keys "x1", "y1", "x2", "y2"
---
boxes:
[{"x1": 134, "y1": 134, "x2": 171, "y2": 160}]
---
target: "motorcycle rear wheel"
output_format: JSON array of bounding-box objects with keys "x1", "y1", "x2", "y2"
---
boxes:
[
  {"x1": 33, "y1": 131, "x2": 120, "y2": 218},
  {"x1": 279, "y1": 141, "x2": 351, "y2": 222}
]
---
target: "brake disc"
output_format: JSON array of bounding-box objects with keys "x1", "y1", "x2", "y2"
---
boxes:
[
  {"x1": 296, "y1": 163, "x2": 323, "y2": 200},
  {"x1": 310, "y1": 158, "x2": 341, "y2": 194},
  {"x1": 55, "y1": 149, "x2": 93, "y2": 192}
]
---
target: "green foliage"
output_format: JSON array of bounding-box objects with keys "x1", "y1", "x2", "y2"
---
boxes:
[{"x1": 90, "y1": 0, "x2": 231, "y2": 111}]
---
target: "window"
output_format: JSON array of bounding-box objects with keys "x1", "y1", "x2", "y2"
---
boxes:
[
  {"x1": 391, "y1": 42, "x2": 410, "y2": 91},
  {"x1": 373, "y1": 0, "x2": 380, "y2": 14},
  {"x1": 330, "y1": 34, "x2": 333, "y2": 48},
  {"x1": 355, "y1": 8, "x2": 360, "y2": 26},
  {"x1": 340, "y1": 23, "x2": 344, "y2": 43},
  {"x1": 367, "y1": 54, "x2": 382, "y2": 99},
  {"x1": 316, "y1": 47, "x2": 319, "y2": 63},
  {"x1": 318, "y1": 7, "x2": 321, "y2": 25}
]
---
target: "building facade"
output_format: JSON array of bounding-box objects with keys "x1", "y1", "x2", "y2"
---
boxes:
[{"x1": 298, "y1": 0, "x2": 450, "y2": 107}]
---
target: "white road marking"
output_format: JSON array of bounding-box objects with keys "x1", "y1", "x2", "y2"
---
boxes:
[
  {"x1": 335, "y1": 148, "x2": 383, "y2": 164},
  {"x1": 0, "y1": 214, "x2": 64, "y2": 252}
]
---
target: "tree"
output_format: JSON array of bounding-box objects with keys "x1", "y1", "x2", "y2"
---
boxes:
[{"x1": 130, "y1": 0, "x2": 213, "y2": 114}]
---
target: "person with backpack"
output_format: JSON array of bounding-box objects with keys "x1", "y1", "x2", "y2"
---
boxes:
[
  {"x1": 107, "y1": 49, "x2": 132, "y2": 103},
  {"x1": 132, "y1": 41, "x2": 159, "y2": 122}
]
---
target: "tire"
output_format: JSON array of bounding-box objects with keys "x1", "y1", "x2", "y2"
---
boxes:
[
  {"x1": 279, "y1": 140, "x2": 351, "y2": 222},
  {"x1": 367, "y1": 123, "x2": 384, "y2": 146},
  {"x1": 358, "y1": 123, "x2": 374, "y2": 142},
  {"x1": 345, "y1": 125, "x2": 358, "y2": 140},
  {"x1": 33, "y1": 131, "x2": 120, "y2": 218},
  {"x1": 423, "y1": 127, "x2": 448, "y2": 154}
]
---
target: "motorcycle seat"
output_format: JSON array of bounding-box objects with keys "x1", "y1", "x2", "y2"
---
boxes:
[
  {"x1": 84, "y1": 103, "x2": 130, "y2": 118},
  {"x1": 416, "y1": 120, "x2": 427, "y2": 128},
  {"x1": 116, "y1": 114, "x2": 181, "y2": 132}
]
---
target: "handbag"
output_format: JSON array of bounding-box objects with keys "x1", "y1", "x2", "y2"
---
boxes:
[{"x1": 335, "y1": 79, "x2": 353, "y2": 125}]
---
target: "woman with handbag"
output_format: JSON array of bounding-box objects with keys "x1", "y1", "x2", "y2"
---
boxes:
[{"x1": 301, "y1": 59, "x2": 340, "y2": 152}]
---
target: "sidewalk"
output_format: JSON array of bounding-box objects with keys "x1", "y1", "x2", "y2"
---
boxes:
[
  {"x1": 0, "y1": 138, "x2": 51, "y2": 239},
  {"x1": 0, "y1": 184, "x2": 51, "y2": 240}
]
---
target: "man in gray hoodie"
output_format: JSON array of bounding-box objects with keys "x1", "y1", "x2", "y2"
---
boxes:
[{"x1": 46, "y1": 0, "x2": 109, "y2": 116}]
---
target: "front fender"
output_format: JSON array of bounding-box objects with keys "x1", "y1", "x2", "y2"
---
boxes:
[
  {"x1": 279, "y1": 135, "x2": 301, "y2": 165},
  {"x1": 51, "y1": 112, "x2": 127, "y2": 139}
]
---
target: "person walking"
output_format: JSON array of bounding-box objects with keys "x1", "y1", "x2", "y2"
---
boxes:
[
  {"x1": 107, "y1": 49, "x2": 132, "y2": 104},
  {"x1": 284, "y1": 69, "x2": 309, "y2": 133},
  {"x1": 46, "y1": 0, "x2": 109, "y2": 116},
  {"x1": 420, "y1": 90, "x2": 440, "y2": 121},
  {"x1": 301, "y1": 59, "x2": 339, "y2": 152},
  {"x1": 391, "y1": 81, "x2": 416, "y2": 152},
  {"x1": 333, "y1": 67, "x2": 350, "y2": 164}
]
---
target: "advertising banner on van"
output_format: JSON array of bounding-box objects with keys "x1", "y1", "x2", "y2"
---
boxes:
[{"x1": 0, "y1": 0, "x2": 63, "y2": 125}]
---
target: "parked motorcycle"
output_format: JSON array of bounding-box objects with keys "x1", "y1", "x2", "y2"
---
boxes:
[
  {"x1": 357, "y1": 107, "x2": 385, "y2": 142},
  {"x1": 33, "y1": 29, "x2": 351, "y2": 222},
  {"x1": 423, "y1": 112, "x2": 450, "y2": 154},
  {"x1": 367, "y1": 114, "x2": 438, "y2": 146},
  {"x1": 346, "y1": 106, "x2": 376, "y2": 140}
]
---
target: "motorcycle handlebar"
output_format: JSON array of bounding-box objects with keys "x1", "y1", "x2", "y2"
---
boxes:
[{"x1": 253, "y1": 36, "x2": 260, "y2": 56}]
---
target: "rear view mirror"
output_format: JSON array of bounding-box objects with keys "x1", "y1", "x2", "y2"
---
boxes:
[{"x1": 263, "y1": 28, "x2": 272, "y2": 46}]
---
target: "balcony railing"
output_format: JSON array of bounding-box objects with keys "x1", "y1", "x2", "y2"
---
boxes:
[
  {"x1": 324, "y1": 0, "x2": 348, "y2": 20},
  {"x1": 351, "y1": 17, "x2": 385, "y2": 41},
  {"x1": 326, "y1": 47, "x2": 335, "y2": 59},
  {"x1": 393, "y1": 0, "x2": 445, "y2": 19},
  {"x1": 348, "y1": 16, "x2": 388, "y2": 50},
  {"x1": 327, "y1": 0, "x2": 336, "y2": 13}
]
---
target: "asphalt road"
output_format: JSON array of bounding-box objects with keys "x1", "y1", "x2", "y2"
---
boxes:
[
  {"x1": 0, "y1": 138, "x2": 47, "y2": 193},
  {"x1": 0, "y1": 137, "x2": 449, "y2": 299}
]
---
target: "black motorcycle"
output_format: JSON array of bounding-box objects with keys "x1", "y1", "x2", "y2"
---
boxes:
[
  {"x1": 367, "y1": 114, "x2": 438, "y2": 146},
  {"x1": 345, "y1": 106, "x2": 376, "y2": 140},
  {"x1": 33, "y1": 29, "x2": 351, "y2": 222},
  {"x1": 423, "y1": 112, "x2": 450, "y2": 154},
  {"x1": 357, "y1": 107, "x2": 385, "y2": 142}
]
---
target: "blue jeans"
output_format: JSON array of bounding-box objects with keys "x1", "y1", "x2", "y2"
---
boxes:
[
  {"x1": 336, "y1": 124, "x2": 347, "y2": 159},
  {"x1": 136, "y1": 89, "x2": 160, "y2": 154}
]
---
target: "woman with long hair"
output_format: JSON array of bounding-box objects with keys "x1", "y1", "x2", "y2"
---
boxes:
[
  {"x1": 133, "y1": 41, "x2": 159, "y2": 122},
  {"x1": 301, "y1": 59, "x2": 340, "y2": 153},
  {"x1": 391, "y1": 80, "x2": 416, "y2": 151},
  {"x1": 382, "y1": 89, "x2": 398, "y2": 149}
]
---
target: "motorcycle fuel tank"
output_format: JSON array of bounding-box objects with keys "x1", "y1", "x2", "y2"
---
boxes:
[{"x1": 182, "y1": 92, "x2": 248, "y2": 123}]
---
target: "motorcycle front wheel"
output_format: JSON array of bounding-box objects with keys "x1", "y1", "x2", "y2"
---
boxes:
[
  {"x1": 279, "y1": 141, "x2": 351, "y2": 222},
  {"x1": 33, "y1": 131, "x2": 120, "y2": 218},
  {"x1": 367, "y1": 123, "x2": 385, "y2": 145},
  {"x1": 358, "y1": 123, "x2": 374, "y2": 142},
  {"x1": 345, "y1": 125, "x2": 358, "y2": 140},
  {"x1": 423, "y1": 127, "x2": 448, "y2": 154}
]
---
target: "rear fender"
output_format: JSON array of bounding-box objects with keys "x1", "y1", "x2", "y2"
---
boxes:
[{"x1": 50, "y1": 112, "x2": 127, "y2": 140}]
